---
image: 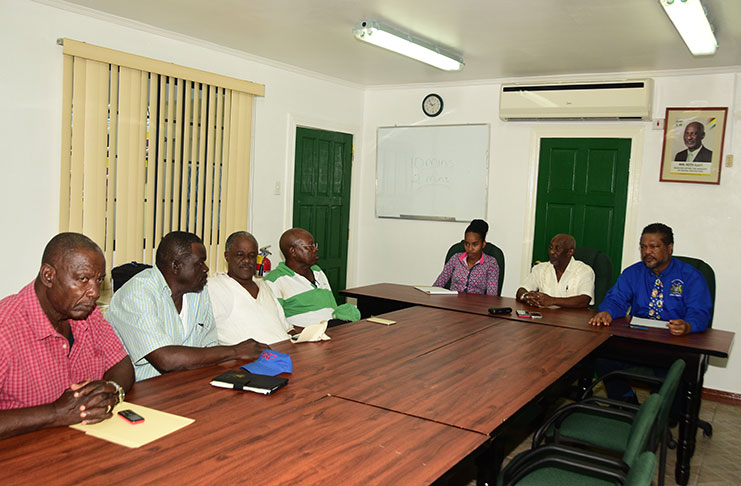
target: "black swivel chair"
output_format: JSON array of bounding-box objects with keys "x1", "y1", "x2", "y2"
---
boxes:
[
  {"x1": 443, "y1": 240, "x2": 505, "y2": 295},
  {"x1": 572, "y1": 247, "x2": 613, "y2": 308},
  {"x1": 674, "y1": 255, "x2": 716, "y2": 439}
]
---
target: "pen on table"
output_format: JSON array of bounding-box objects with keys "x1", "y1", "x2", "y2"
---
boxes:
[{"x1": 629, "y1": 324, "x2": 649, "y2": 330}]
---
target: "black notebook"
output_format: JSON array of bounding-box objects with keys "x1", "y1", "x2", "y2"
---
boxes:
[{"x1": 210, "y1": 370, "x2": 288, "y2": 395}]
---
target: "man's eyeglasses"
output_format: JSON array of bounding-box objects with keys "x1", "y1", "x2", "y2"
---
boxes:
[{"x1": 294, "y1": 242, "x2": 318, "y2": 250}]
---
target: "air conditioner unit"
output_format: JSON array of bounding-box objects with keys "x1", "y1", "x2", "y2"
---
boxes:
[{"x1": 499, "y1": 80, "x2": 653, "y2": 121}]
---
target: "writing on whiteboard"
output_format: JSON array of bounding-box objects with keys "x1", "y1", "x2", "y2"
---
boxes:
[{"x1": 376, "y1": 124, "x2": 489, "y2": 221}]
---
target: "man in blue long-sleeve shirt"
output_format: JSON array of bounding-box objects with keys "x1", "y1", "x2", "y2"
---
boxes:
[
  {"x1": 589, "y1": 222, "x2": 712, "y2": 335},
  {"x1": 588, "y1": 222, "x2": 712, "y2": 401}
]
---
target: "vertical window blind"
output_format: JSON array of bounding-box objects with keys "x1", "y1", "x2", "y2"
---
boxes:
[{"x1": 59, "y1": 39, "x2": 264, "y2": 291}]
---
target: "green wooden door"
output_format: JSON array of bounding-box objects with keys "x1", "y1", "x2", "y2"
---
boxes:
[
  {"x1": 293, "y1": 127, "x2": 353, "y2": 303},
  {"x1": 533, "y1": 138, "x2": 631, "y2": 283}
]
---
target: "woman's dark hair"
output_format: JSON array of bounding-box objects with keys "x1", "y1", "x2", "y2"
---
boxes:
[{"x1": 465, "y1": 219, "x2": 489, "y2": 241}]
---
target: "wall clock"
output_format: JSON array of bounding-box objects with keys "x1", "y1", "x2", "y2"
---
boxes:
[{"x1": 422, "y1": 93, "x2": 443, "y2": 117}]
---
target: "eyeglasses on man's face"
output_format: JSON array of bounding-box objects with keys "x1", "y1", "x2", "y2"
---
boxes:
[{"x1": 294, "y1": 242, "x2": 318, "y2": 250}]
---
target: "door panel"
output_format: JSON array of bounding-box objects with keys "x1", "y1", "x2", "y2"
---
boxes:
[
  {"x1": 533, "y1": 138, "x2": 630, "y2": 284},
  {"x1": 293, "y1": 127, "x2": 353, "y2": 303}
]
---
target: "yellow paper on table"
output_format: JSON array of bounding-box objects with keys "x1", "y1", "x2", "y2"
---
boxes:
[{"x1": 70, "y1": 401, "x2": 194, "y2": 448}]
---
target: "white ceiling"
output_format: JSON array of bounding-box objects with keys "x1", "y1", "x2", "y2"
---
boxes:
[{"x1": 55, "y1": 0, "x2": 741, "y2": 86}]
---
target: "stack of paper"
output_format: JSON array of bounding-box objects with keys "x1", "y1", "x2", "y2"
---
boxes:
[{"x1": 70, "y1": 401, "x2": 194, "y2": 448}]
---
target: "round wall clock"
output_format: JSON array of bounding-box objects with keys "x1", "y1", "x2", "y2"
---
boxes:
[{"x1": 422, "y1": 93, "x2": 443, "y2": 117}]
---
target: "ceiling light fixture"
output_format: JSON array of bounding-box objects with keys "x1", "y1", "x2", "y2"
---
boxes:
[
  {"x1": 352, "y1": 20, "x2": 464, "y2": 71},
  {"x1": 659, "y1": 0, "x2": 718, "y2": 56}
]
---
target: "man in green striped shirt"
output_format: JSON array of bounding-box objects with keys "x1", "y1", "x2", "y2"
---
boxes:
[{"x1": 265, "y1": 229, "x2": 359, "y2": 328}]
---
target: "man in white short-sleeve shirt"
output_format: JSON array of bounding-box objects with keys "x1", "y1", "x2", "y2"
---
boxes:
[
  {"x1": 516, "y1": 234, "x2": 594, "y2": 309},
  {"x1": 209, "y1": 231, "x2": 295, "y2": 346}
]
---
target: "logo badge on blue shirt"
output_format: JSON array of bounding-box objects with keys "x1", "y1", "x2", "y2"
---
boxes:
[{"x1": 669, "y1": 279, "x2": 684, "y2": 297}]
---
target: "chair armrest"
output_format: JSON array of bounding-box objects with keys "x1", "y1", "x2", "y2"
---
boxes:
[
  {"x1": 581, "y1": 396, "x2": 640, "y2": 413},
  {"x1": 580, "y1": 370, "x2": 664, "y2": 400},
  {"x1": 503, "y1": 444, "x2": 628, "y2": 486},
  {"x1": 533, "y1": 402, "x2": 635, "y2": 447}
]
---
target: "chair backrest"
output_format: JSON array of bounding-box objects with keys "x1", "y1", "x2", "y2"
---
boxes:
[
  {"x1": 625, "y1": 451, "x2": 658, "y2": 486},
  {"x1": 674, "y1": 256, "x2": 715, "y2": 328},
  {"x1": 623, "y1": 393, "x2": 661, "y2": 467},
  {"x1": 656, "y1": 359, "x2": 686, "y2": 434},
  {"x1": 572, "y1": 247, "x2": 613, "y2": 309},
  {"x1": 111, "y1": 262, "x2": 152, "y2": 292},
  {"x1": 444, "y1": 240, "x2": 505, "y2": 294}
]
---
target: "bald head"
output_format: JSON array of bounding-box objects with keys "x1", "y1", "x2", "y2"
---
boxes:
[
  {"x1": 548, "y1": 234, "x2": 576, "y2": 271},
  {"x1": 41, "y1": 232, "x2": 102, "y2": 268},
  {"x1": 279, "y1": 228, "x2": 311, "y2": 258},
  {"x1": 552, "y1": 234, "x2": 575, "y2": 251},
  {"x1": 279, "y1": 228, "x2": 318, "y2": 270}
]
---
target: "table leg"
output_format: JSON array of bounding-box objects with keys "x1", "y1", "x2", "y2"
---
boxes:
[{"x1": 675, "y1": 357, "x2": 701, "y2": 485}]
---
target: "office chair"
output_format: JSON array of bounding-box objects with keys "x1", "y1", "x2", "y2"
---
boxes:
[
  {"x1": 499, "y1": 394, "x2": 661, "y2": 486},
  {"x1": 674, "y1": 256, "x2": 716, "y2": 440},
  {"x1": 111, "y1": 261, "x2": 152, "y2": 292},
  {"x1": 443, "y1": 240, "x2": 505, "y2": 294},
  {"x1": 547, "y1": 359, "x2": 685, "y2": 486},
  {"x1": 572, "y1": 247, "x2": 613, "y2": 308}
]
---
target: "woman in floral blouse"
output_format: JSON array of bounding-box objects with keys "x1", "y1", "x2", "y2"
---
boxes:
[{"x1": 433, "y1": 219, "x2": 500, "y2": 295}]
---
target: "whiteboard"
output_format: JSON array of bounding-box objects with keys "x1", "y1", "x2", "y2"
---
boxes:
[{"x1": 376, "y1": 124, "x2": 489, "y2": 221}]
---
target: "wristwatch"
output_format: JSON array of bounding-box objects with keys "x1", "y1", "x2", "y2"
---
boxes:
[
  {"x1": 521, "y1": 292, "x2": 529, "y2": 302},
  {"x1": 108, "y1": 381, "x2": 125, "y2": 404}
]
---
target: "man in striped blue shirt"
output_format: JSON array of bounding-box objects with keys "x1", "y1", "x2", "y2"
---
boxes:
[{"x1": 107, "y1": 232, "x2": 266, "y2": 381}]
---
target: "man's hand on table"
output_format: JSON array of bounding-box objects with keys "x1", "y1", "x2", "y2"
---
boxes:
[
  {"x1": 588, "y1": 311, "x2": 613, "y2": 327},
  {"x1": 521, "y1": 291, "x2": 553, "y2": 307},
  {"x1": 667, "y1": 319, "x2": 691, "y2": 336},
  {"x1": 54, "y1": 379, "x2": 119, "y2": 425}
]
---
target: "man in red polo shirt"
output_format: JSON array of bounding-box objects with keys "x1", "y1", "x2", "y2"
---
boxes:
[{"x1": 0, "y1": 233, "x2": 134, "y2": 439}]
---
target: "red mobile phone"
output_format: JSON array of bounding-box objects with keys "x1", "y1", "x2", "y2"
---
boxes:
[{"x1": 118, "y1": 409, "x2": 145, "y2": 424}]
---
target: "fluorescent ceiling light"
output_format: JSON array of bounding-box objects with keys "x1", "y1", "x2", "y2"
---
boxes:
[
  {"x1": 660, "y1": 0, "x2": 718, "y2": 56},
  {"x1": 353, "y1": 20, "x2": 464, "y2": 71}
]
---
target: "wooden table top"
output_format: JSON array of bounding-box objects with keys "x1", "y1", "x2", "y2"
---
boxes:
[
  {"x1": 271, "y1": 305, "x2": 507, "y2": 391},
  {"x1": 342, "y1": 283, "x2": 734, "y2": 357},
  {"x1": 331, "y1": 320, "x2": 610, "y2": 434},
  {"x1": 0, "y1": 355, "x2": 487, "y2": 485}
]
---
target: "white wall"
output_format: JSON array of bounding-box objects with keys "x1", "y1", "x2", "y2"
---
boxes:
[
  {"x1": 0, "y1": 0, "x2": 364, "y2": 295},
  {"x1": 356, "y1": 73, "x2": 741, "y2": 393}
]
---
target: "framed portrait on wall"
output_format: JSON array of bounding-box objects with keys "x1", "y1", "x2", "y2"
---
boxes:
[{"x1": 659, "y1": 107, "x2": 727, "y2": 184}]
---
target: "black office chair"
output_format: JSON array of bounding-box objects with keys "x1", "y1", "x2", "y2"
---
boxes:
[
  {"x1": 674, "y1": 256, "x2": 716, "y2": 439},
  {"x1": 443, "y1": 240, "x2": 505, "y2": 294},
  {"x1": 572, "y1": 247, "x2": 612, "y2": 308},
  {"x1": 111, "y1": 261, "x2": 152, "y2": 292}
]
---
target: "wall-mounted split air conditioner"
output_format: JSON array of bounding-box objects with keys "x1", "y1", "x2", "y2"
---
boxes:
[{"x1": 499, "y1": 80, "x2": 653, "y2": 120}]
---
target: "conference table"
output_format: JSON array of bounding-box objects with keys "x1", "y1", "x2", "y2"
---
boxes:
[
  {"x1": 0, "y1": 305, "x2": 609, "y2": 485},
  {"x1": 341, "y1": 283, "x2": 735, "y2": 485}
]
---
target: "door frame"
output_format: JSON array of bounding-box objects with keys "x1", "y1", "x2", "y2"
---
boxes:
[
  {"x1": 286, "y1": 114, "x2": 361, "y2": 286},
  {"x1": 520, "y1": 124, "x2": 646, "y2": 283}
]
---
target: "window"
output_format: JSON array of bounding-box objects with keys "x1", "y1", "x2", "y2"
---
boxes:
[{"x1": 58, "y1": 39, "x2": 264, "y2": 295}]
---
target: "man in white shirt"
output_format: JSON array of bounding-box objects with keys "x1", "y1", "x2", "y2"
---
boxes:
[
  {"x1": 209, "y1": 231, "x2": 295, "y2": 345},
  {"x1": 516, "y1": 234, "x2": 595, "y2": 308}
]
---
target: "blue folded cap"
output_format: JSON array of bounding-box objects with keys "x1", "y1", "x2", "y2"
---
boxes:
[{"x1": 241, "y1": 349, "x2": 292, "y2": 376}]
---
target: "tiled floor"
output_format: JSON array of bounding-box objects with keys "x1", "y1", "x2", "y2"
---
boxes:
[{"x1": 499, "y1": 397, "x2": 741, "y2": 486}]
